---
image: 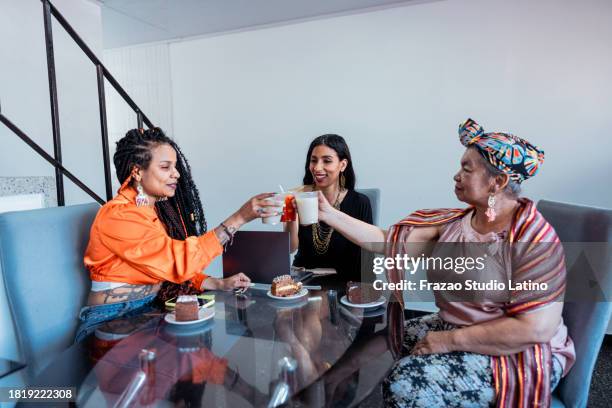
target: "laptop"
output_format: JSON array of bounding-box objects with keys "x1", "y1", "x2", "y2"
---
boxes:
[{"x1": 222, "y1": 231, "x2": 291, "y2": 284}]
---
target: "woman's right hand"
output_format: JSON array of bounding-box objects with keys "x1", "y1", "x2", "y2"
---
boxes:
[
  {"x1": 284, "y1": 196, "x2": 300, "y2": 253},
  {"x1": 236, "y1": 192, "x2": 279, "y2": 223},
  {"x1": 287, "y1": 196, "x2": 299, "y2": 224}
]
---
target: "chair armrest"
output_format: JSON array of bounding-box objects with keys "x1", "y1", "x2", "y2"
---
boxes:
[{"x1": 0, "y1": 358, "x2": 26, "y2": 380}]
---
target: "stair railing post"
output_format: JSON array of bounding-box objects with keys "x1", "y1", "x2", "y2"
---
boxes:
[
  {"x1": 96, "y1": 65, "x2": 113, "y2": 201},
  {"x1": 137, "y1": 111, "x2": 143, "y2": 130},
  {"x1": 43, "y1": 0, "x2": 65, "y2": 206}
]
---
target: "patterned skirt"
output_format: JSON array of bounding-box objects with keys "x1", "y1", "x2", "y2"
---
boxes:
[{"x1": 382, "y1": 313, "x2": 562, "y2": 408}]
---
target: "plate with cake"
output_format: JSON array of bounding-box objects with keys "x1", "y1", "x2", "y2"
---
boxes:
[
  {"x1": 165, "y1": 294, "x2": 215, "y2": 311},
  {"x1": 165, "y1": 295, "x2": 215, "y2": 325},
  {"x1": 267, "y1": 275, "x2": 308, "y2": 300},
  {"x1": 340, "y1": 282, "x2": 385, "y2": 309}
]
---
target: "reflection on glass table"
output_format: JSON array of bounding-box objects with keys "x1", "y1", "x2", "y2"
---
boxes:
[{"x1": 24, "y1": 288, "x2": 400, "y2": 407}]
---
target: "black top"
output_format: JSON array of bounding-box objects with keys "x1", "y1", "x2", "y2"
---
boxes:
[{"x1": 293, "y1": 189, "x2": 372, "y2": 283}]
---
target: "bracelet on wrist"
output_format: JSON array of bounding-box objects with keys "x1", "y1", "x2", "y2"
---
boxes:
[{"x1": 220, "y1": 222, "x2": 237, "y2": 250}]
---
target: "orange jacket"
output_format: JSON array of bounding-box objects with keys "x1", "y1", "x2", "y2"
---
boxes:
[{"x1": 84, "y1": 185, "x2": 221, "y2": 289}]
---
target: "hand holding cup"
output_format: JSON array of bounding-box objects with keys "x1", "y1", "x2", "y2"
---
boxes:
[
  {"x1": 261, "y1": 194, "x2": 285, "y2": 225},
  {"x1": 238, "y1": 193, "x2": 280, "y2": 223},
  {"x1": 280, "y1": 193, "x2": 297, "y2": 223},
  {"x1": 295, "y1": 191, "x2": 319, "y2": 225}
]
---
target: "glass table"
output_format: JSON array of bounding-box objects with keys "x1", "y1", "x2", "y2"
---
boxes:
[{"x1": 24, "y1": 288, "x2": 403, "y2": 407}]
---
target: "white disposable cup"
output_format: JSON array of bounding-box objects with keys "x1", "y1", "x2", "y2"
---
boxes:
[
  {"x1": 262, "y1": 195, "x2": 284, "y2": 225},
  {"x1": 296, "y1": 191, "x2": 319, "y2": 225}
]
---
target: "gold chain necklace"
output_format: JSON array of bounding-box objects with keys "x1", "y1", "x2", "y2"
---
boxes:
[{"x1": 312, "y1": 189, "x2": 342, "y2": 255}]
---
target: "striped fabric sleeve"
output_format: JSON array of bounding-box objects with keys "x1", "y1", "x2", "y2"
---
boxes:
[
  {"x1": 506, "y1": 205, "x2": 566, "y2": 316},
  {"x1": 491, "y1": 342, "x2": 552, "y2": 408}
]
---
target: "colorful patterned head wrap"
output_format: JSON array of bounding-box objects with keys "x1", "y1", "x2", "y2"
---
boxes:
[{"x1": 458, "y1": 118, "x2": 545, "y2": 183}]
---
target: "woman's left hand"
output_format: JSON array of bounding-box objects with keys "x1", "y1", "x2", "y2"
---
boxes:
[
  {"x1": 411, "y1": 331, "x2": 454, "y2": 355},
  {"x1": 220, "y1": 272, "x2": 252, "y2": 291}
]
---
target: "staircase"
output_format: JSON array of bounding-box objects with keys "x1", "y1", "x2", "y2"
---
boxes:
[
  {"x1": 0, "y1": 0, "x2": 154, "y2": 207},
  {"x1": 0, "y1": 176, "x2": 56, "y2": 211}
]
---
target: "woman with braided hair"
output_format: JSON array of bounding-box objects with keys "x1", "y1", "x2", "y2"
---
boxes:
[{"x1": 76, "y1": 127, "x2": 277, "y2": 342}]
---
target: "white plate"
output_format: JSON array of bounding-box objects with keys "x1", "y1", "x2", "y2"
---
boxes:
[
  {"x1": 269, "y1": 297, "x2": 309, "y2": 309},
  {"x1": 164, "y1": 321, "x2": 214, "y2": 336},
  {"x1": 340, "y1": 295, "x2": 386, "y2": 309},
  {"x1": 267, "y1": 287, "x2": 309, "y2": 300},
  {"x1": 362, "y1": 306, "x2": 386, "y2": 317},
  {"x1": 164, "y1": 307, "x2": 215, "y2": 325}
]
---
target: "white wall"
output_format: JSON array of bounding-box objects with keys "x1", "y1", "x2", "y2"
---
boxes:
[
  {"x1": 103, "y1": 43, "x2": 175, "y2": 191},
  {"x1": 104, "y1": 0, "x2": 612, "y2": 275},
  {"x1": 167, "y1": 0, "x2": 612, "y2": 237},
  {"x1": 0, "y1": 0, "x2": 103, "y2": 361},
  {"x1": 103, "y1": 44, "x2": 174, "y2": 143},
  {"x1": 0, "y1": 0, "x2": 105, "y2": 204}
]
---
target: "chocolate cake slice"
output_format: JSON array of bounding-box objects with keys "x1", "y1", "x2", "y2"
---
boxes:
[
  {"x1": 346, "y1": 281, "x2": 380, "y2": 304},
  {"x1": 175, "y1": 295, "x2": 199, "y2": 321},
  {"x1": 271, "y1": 275, "x2": 302, "y2": 297}
]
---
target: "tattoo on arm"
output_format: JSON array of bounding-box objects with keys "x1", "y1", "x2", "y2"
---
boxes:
[{"x1": 214, "y1": 226, "x2": 230, "y2": 245}]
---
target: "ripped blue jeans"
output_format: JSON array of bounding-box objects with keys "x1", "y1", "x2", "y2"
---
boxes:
[{"x1": 74, "y1": 294, "x2": 156, "y2": 343}]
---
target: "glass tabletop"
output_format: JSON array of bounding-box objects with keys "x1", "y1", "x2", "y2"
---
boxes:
[{"x1": 27, "y1": 288, "x2": 402, "y2": 407}]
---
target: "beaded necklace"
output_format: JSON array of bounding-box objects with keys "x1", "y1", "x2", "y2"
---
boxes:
[{"x1": 311, "y1": 189, "x2": 343, "y2": 255}]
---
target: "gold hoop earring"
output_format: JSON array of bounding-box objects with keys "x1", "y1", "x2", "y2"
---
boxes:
[{"x1": 340, "y1": 172, "x2": 346, "y2": 190}]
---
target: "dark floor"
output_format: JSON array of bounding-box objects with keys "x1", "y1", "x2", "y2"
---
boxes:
[
  {"x1": 588, "y1": 335, "x2": 612, "y2": 408},
  {"x1": 358, "y1": 334, "x2": 612, "y2": 408}
]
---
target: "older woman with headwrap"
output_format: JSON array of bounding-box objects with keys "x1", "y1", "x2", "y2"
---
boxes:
[{"x1": 314, "y1": 119, "x2": 575, "y2": 407}]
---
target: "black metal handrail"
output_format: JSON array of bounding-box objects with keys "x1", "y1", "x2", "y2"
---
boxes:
[
  {"x1": 1, "y1": 0, "x2": 155, "y2": 206},
  {"x1": 0, "y1": 113, "x2": 105, "y2": 205},
  {"x1": 43, "y1": 0, "x2": 64, "y2": 205},
  {"x1": 44, "y1": 1, "x2": 154, "y2": 127}
]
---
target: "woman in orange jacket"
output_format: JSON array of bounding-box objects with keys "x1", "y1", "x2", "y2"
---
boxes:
[{"x1": 76, "y1": 128, "x2": 278, "y2": 342}]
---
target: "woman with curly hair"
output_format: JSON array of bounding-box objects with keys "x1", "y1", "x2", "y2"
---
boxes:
[{"x1": 76, "y1": 127, "x2": 277, "y2": 342}]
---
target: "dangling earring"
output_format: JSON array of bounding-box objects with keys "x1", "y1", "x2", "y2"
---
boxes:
[
  {"x1": 136, "y1": 182, "x2": 150, "y2": 207},
  {"x1": 340, "y1": 172, "x2": 346, "y2": 190},
  {"x1": 486, "y1": 194, "x2": 496, "y2": 222}
]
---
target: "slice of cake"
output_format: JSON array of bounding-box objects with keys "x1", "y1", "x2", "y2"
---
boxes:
[
  {"x1": 346, "y1": 282, "x2": 380, "y2": 304},
  {"x1": 271, "y1": 275, "x2": 302, "y2": 297},
  {"x1": 175, "y1": 295, "x2": 199, "y2": 321}
]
